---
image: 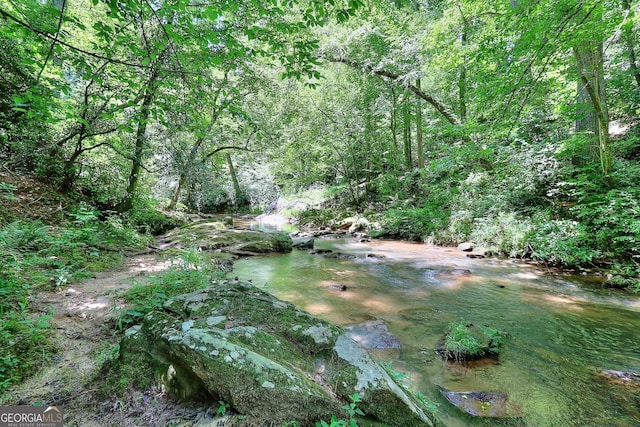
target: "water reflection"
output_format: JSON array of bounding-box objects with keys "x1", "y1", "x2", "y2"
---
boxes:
[{"x1": 232, "y1": 236, "x2": 640, "y2": 427}]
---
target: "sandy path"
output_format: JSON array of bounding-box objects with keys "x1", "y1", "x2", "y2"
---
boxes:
[{"x1": 0, "y1": 253, "x2": 196, "y2": 426}]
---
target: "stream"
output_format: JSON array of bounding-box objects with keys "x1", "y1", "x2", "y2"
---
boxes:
[{"x1": 229, "y1": 226, "x2": 640, "y2": 426}]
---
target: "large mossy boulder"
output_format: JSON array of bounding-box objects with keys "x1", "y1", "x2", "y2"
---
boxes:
[
  {"x1": 156, "y1": 221, "x2": 293, "y2": 256},
  {"x1": 122, "y1": 280, "x2": 440, "y2": 427}
]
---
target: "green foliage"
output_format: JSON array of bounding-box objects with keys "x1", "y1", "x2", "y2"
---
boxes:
[
  {"x1": 0, "y1": 183, "x2": 17, "y2": 201},
  {"x1": 114, "y1": 251, "x2": 224, "y2": 331},
  {"x1": 216, "y1": 400, "x2": 230, "y2": 416},
  {"x1": 297, "y1": 208, "x2": 341, "y2": 229},
  {"x1": 383, "y1": 196, "x2": 450, "y2": 242},
  {"x1": 126, "y1": 203, "x2": 184, "y2": 236},
  {"x1": 381, "y1": 361, "x2": 440, "y2": 412},
  {"x1": 0, "y1": 308, "x2": 54, "y2": 393},
  {"x1": 315, "y1": 393, "x2": 364, "y2": 427},
  {"x1": 525, "y1": 215, "x2": 600, "y2": 267},
  {"x1": 470, "y1": 212, "x2": 534, "y2": 258},
  {"x1": 0, "y1": 209, "x2": 150, "y2": 392},
  {"x1": 95, "y1": 349, "x2": 155, "y2": 400},
  {"x1": 572, "y1": 188, "x2": 640, "y2": 262},
  {"x1": 441, "y1": 322, "x2": 504, "y2": 362}
]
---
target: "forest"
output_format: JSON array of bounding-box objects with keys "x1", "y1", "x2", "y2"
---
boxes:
[{"x1": 1, "y1": 0, "x2": 640, "y2": 424}]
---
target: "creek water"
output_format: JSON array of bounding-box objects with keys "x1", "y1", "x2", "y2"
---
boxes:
[{"x1": 230, "y1": 231, "x2": 640, "y2": 426}]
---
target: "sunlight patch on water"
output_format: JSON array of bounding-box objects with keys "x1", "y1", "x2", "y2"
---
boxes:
[
  {"x1": 509, "y1": 271, "x2": 542, "y2": 280},
  {"x1": 542, "y1": 294, "x2": 586, "y2": 307},
  {"x1": 303, "y1": 302, "x2": 334, "y2": 315}
]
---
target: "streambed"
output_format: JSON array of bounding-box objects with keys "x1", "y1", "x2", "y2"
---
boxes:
[{"x1": 231, "y1": 233, "x2": 640, "y2": 426}]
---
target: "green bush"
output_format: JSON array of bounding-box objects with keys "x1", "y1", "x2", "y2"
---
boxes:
[
  {"x1": 571, "y1": 188, "x2": 640, "y2": 264},
  {"x1": 469, "y1": 212, "x2": 534, "y2": 257},
  {"x1": 126, "y1": 204, "x2": 184, "y2": 235},
  {"x1": 525, "y1": 216, "x2": 601, "y2": 267},
  {"x1": 383, "y1": 195, "x2": 450, "y2": 242},
  {"x1": 297, "y1": 208, "x2": 341, "y2": 229}
]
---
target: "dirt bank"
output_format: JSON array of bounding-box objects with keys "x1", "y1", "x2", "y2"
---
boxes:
[{"x1": 0, "y1": 253, "x2": 213, "y2": 426}]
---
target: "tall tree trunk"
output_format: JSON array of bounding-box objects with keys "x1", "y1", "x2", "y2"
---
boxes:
[
  {"x1": 60, "y1": 138, "x2": 85, "y2": 193},
  {"x1": 415, "y1": 79, "x2": 424, "y2": 169},
  {"x1": 390, "y1": 87, "x2": 398, "y2": 149},
  {"x1": 574, "y1": 42, "x2": 613, "y2": 186},
  {"x1": 622, "y1": 0, "x2": 640, "y2": 89},
  {"x1": 226, "y1": 152, "x2": 245, "y2": 208},
  {"x1": 574, "y1": 46, "x2": 600, "y2": 166},
  {"x1": 168, "y1": 173, "x2": 186, "y2": 211},
  {"x1": 458, "y1": 22, "x2": 468, "y2": 122},
  {"x1": 117, "y1": 73, "x2": 158, "y2": 212},
  {"x1": 402, "y1": 93, "x2": 412, "y2": 169},
  {"x1": 167, "y1": 136, "x2": 205, "y2": 211}
]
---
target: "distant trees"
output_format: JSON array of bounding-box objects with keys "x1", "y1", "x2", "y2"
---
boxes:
[{"x1": 2, "y1": 0, "x2": 639, "y2": 213}]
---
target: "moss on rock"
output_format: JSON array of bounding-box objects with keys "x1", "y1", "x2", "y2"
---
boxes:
[{"x1": 121, "y1": 280, "x2": 441, "y2": 426}]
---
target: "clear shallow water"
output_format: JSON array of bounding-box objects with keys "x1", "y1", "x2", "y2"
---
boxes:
[{"x1": 231, "y1": 236, "x2": 640, "y2": 427}]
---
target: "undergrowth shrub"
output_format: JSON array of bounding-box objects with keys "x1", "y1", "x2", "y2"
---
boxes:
[
  {"x1": 469, "y1": 212, "x2": 534, "y2": 257},
  {"x1": 126, "y1": 203, "x2": 184, "y2": 235},
  {"x1": 525, "y1": 216, "x2": 601, "y2": 267},
  {"x1": 114, "y1": 250, "x2": 225, "y2": 331},
  {"x1": 383, "y1": 194, "x2": 450, "y2": 241},
  {"x1": 571, "y1": 188, "x2": 640, "y2": 265},
  {"x1": 297, "y1": 208, "x2": 339, "y2": 229},
  {"x1": 0, "y1": 209, "x2": 150, "y2": 393}
]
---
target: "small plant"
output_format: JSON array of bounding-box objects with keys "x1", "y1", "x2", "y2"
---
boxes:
[
  {"x1": 342, "y1": 393, "x2": 365, "y2": 419},
  {"x1": 0, "y1": 182, "x2": 18, "y2": 200},
  {"x1": 381, "y1": 362, "x2": 440, "y2": 412},
  {"x1": 216, "y1": 400, "x2": 230, "y2": 416},
  {"x1": 315, "y1": 393, "x2": 364, "y2": 427}
]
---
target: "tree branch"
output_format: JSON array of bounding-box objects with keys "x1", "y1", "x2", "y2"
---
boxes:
[
  {"x1": 37, "y1": 0, "x2": 66, "y2": 83},
  {"x1": 331, "y1": 57, "x2": 461, "y2": 125},
  {"x1": 0, "y1": 6, "x2": 193, "y2": 74},
  {"x1": 202, "y1": 144, "x2": 251, "y2": 160}
]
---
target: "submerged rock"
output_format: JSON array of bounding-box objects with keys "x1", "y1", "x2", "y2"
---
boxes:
[
  {"x1": 600, "y1": 370, "x2": 640, "y2": 387},
  {"x1": 439, "y1": 387, "x2": 522, "y2": 418},
  {"x1": 292, "y1": 237, "x2": 314, "y2": 250},
  {"x1": 345, "y1": 320, "x2": 402, "y2": 350},
  {"x1": 310, "y1": 248, "x2": 333, "y2": 255},
  {"x1": 324, "y1": 252, "x2": 357, "y2": 259},
  {"x1": 441, "y1": 268, "x2": 472, "y2": 277},
  {"x1": 123, "y1": 280, "x2": 440, "y2": 426}
]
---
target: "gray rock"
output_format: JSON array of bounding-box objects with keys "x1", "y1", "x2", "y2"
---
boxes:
[
  {"x1": 457, "y1": 242, "x2": 475, "y2": 252},
  {"x1": 601, "y1": 370, "x2": 640, "y2": 386},
  {"x1": 345, "y1": 320, "x2": 402, "y2": 349},
  {"x1": 157, "y1": 225, "x2": 292, "y2": 256},
  {"x1": 440, "y1": 388, "x2": 521, "y2": 418},
  {"x1": 292, "y1": 237, "x2": 314, "y2": 250},
  {"x1": 123, "y1": 280, "x2": 440, "y2": 427}
]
